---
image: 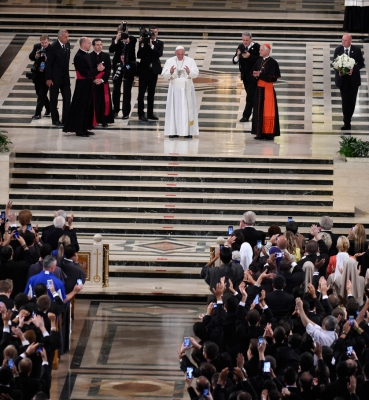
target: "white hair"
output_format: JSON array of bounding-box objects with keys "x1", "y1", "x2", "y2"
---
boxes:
[
  {"x1": 56, "y1": 209, "x2": 67, "y2": 219},
  {"x1": 53, "y1": 216, "x2": 65, "y2": 229},
  {"x1": 243, "y1": 211, "x2": 256, "y2": 225},
  {"x1": 175, "y1": 45, "x2": 185, "y2": 51},
  {"x1": 320, "y1": 216, "x2": 333, "y2": 230}
]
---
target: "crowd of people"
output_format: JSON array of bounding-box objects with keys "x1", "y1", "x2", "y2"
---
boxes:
[
  {"x1": 179, "y1": 211, "x2": 369, "y2": 400},
  {"x1": 28, "y1": 23, "x2": 200, "y2": 139},
  {"x1": 0, "y1": 202, "x2": 86, "y2": 399}
]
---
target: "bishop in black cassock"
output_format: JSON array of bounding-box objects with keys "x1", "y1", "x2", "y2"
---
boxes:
[
  {"x1": 89, "y1": 39, "x2": 114, "y2": 127},
  {"x1": 63, "y1": 37, "x2": 105, "y2": 137}
]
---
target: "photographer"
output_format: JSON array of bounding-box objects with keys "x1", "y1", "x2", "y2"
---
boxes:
[
  {"x1": 137, "y1": 26, "x2": 163, "y2": 121},
  {"x1": 109, "y1": 22, "x2": 137, "y2": 119},
  {"x1": 28, "y1": 35, "x2": 51, "y2": 120}
]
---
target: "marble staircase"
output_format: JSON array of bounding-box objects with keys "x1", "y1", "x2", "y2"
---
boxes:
[{"x1": 7, "y1": 152, "x2": 358, "y2": 296}]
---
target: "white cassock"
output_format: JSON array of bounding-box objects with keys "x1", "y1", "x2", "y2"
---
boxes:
[{"x1": 162, "y1": 56, "x2": 199, "y2": 136}]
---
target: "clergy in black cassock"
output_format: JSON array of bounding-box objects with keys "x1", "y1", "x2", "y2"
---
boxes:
[
  {"x1": 63, "y1": 37, "x2": 105, "y2": 137},
  {"x1": 251, "y1": 43, "x2": 281, "y2": 141},
  {"x1": 89, "y1": 39, "x2": 114, "y2": 127}
]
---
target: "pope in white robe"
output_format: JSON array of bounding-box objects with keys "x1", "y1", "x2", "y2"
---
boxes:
[{"x1": 161, "y1": 46, "x2": 199, "y2": 138}]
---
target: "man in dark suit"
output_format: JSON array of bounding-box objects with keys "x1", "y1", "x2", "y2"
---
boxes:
[
  {"x1": 58, "y1": 245, "x2": 86, "y2": 294},
  {"x1": 45, "y1": 29, "x2": 71, "y2": 127},
  {"x1": 357, "y1": 362, "x2": 369, "y2": 400},
  {"x1": 232, "y1": 32, "x2": 261, "y2": 122},
  {"x1": 42, "y1": 215, "x2": 79, "y2": 252},
  {"x1": 63, "y1": 37, "x2": 105, "y2": 137},
  {"x1": 240, "y1": 211, "x2": 266, "y2": 250},
  {"x1": 137, "y1": 26, "x2": 163, "y2": 121},
  {"x1": 265, "y1": 275, "x2": 295, "y2": 321},
  {"x1": 89, "y1": 38, "x2": 114, "y2": 127},
  {"x1": 109, "y1": 24, "x2": 137, "y2": 119},
  {"x1": 280, "y1": 259, "x2": 305, "y2": 294},
  {"x1": 333, "y1": 34, "x2": 365, "y2": 130},
  {"x1": 28, "y1": 35, "x2": 51, "y2": 120},
  {"x1": 200, "y1": 247, "x2": 244, "y2": 292}
]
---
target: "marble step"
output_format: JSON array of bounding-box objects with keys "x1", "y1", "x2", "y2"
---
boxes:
[
  {"x1": 10, "y1": 168, "x2": 334, "y2": 184},
  {"x1": 7, "y1": 213, "x2": 360, "y2": 227},
  {"x1": 3, "y1": 199, "x2": 353, "y2": 217},
  {"x1": 9, "y1": 179, "x2": 333, "y2": 195},
  {"x1": 9, "y1": 189, "x2": 334, "y2": 206},
  {"x1": 78, "y1": 277, "x2": 210, "y2": 299}
]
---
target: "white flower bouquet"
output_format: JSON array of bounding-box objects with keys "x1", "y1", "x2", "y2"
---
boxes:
[{"x1": 332, "y1": 54, "x2": 356, "y2": 75}]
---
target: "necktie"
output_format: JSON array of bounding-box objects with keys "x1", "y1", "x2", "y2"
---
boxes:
[{"x1": 345, "y1": 48, "x2": 349, "y2": 55}]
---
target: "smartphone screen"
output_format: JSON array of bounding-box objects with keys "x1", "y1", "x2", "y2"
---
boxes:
[
  {"x1": 263, "y1": 361, "x2": 271, "y2": 373},
  {"x1": 203, "y1": 388, "x2": 209, "y2": 396},
  {"x1": 37, "y1": 345, "x2": 43, "y2": 354},
  {"x1": 258, "y1": 337, "x2": 264, "y2": 346},
  {"x1": 183, "y1": 337, "x2": 190, "y2": 347},
  {"x1": 8, "y1": 359, "x2": 14, "y2": 369},
  {"x1": 347, "y1": 346, "x2": 353, "y2": 355},
  {"x1": 288, "y1": 217, "x2": 293, "y2": 222},
  {"x1": 213, "y1": 304, "x2": 218, "y2": 308},
  {"x1": 13, "y1": 231, "x2": 19, "y2": 239},
  {"x1": 349, "y1": 316, "x2": 354, "y2": 325},
  {"x1": 77, "y1": 279, "x2": 82, "y2": 285},
  {"x1": 219, "y1": 244, "x2": 224, "y2": 250},
  {"x1": 228, "y1": 225, "x2": 233, "y2": 235},
  {"x1": 186, "y1": 367, "x2": 193, "y2": 379},
  {"x1": 26, "y1": 223, "x2": 32, "y2": 230},
  {"x1": 257, "y1": 240, "x2": 262, "y2": 249},
  {"x1": 253, "y1": 294, "x2": 259, "y2": 305},
  {"x1": 47, "y1": 279, "x2": 52, "y2": 289},
  {"x1": 1, "y1": 211, "x2": 5, "y2": 220}
]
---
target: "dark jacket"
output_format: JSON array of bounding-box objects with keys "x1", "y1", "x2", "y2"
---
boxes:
[
  {"x1": 137, "y1": 38, "x2": 163, "y2": 75},
  {"x1": 241, "y1": 227, "x2": 266, "y2": 249},
  {"x1": 109, "y1": 35, "x2": 137, "y2": 77},
  {"x1": 232, "y1": 41, "x2": 261, "y2": 80},
  {"x1": 201, "y1": 262, "x2": 244, "y2": 292},
  {"x1": 44, "y1": 39, "x2": 70, "y2": 85},
  {"x1": 333, "y1": 44, "x2": 365, "y2": 88}
]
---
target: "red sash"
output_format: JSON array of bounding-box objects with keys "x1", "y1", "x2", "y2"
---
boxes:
[{"x1": 257, "y1": 80, "x2": 275, "y2": 134}]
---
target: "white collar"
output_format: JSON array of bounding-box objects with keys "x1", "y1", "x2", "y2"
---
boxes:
[{"x1": 58, "y1": 39, "x2": 65, "y2": 48}]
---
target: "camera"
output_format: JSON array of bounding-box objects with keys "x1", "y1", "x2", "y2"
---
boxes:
[
  {"x1": 139, "y1": 26, "x2": 154, "y2": 44},
  {"x1": 113, "y1": 63, "x2": 125, "y2": 80}
]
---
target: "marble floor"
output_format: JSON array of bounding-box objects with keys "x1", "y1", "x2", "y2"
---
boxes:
[{"x1": 52, "y1": 299, "x2": 203, "y2": 399}]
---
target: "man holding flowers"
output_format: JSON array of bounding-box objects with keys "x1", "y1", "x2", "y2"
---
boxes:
[{"x1": 332, "y1": 34, "x2": 364, "y2": 130}]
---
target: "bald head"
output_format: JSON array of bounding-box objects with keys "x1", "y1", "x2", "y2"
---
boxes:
[
  {"x1": 277, "y1": 235, "x2": 288, "y2": 250},
  {"x1": 19, "y1": 358, "x2": 33, "y2": 375},
  {"x1": 342, "y1": 34, "x2": 352, "y2": 48},
  {"x1": 196, "y1": 376, "x2": 210, "y2": 393},
  {"x1": 80, "y1": 36, "x2": 92, "y2": 51}
]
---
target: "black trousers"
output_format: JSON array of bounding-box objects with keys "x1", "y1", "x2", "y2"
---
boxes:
[
  {"x1": 112, "y1": 75, "x2": 134, "y2": 116},
  {"x1": 49, "y1": 81, "x2": 71, "y2": 124},
  {"x1": 34, "y1": 75, "x2": 50, "y2": 115},
  {"x1": 137, "y1": 69, "x2": 158, "y2": 117},
  {"x1": 339, "y1": 77, "x2": 359, "y2": 125},
  {"x1": 242, "y1": 73, "x2": 257, "y2": 119}
]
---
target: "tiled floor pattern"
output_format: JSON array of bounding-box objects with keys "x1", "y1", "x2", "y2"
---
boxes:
[
  {"x1": 1, "y1": 33, "x2": 368, "y2": 134},
  {"x1": 53, "y1": 300, "x2": 203, "y2": 399}
]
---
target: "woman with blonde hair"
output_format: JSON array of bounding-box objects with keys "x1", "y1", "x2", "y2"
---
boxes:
[
  {"x1": 52, "y1": 234, "x2": 71, "y2": 262},
  {"x1": 326, "y1": 236, "x2": 351, "y2": 278},
  {"x1": 348, "y1": 224, "x2": 369, "y2": 277},
  {"x1": 285, "y1": 231, "x2": 301, "y2": 262}
]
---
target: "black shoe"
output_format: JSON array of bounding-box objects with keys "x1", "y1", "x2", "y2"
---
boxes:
[
  {"x1": 341, "y1": 124, "x2": 351, "y2": 130},
  {"x1": 139, "y1": 115, "x2": 148, "y2": 122},
  {"x1": 44, "y1": 111, "x2": 51, "y2": 117},
  {"x1": 32, "y1": 115, "x2": 41, "y2": 120},
  {"x1": 76, "y1": 132, "x2": 89, "y2": 137},
  {"x1": 264, "y1": 136, "x2": 274, "y2": 140},
  {"x1": 184, "y1": 135, "x2": 193, "y2": 139},
  {"x1": 147, "y1": 114, "x2": 159, "y2": 120},
  {"x1": 254, "y1": 136, "x2": 264, "y2": 140},
  {"x1": 114, "y1": 112, "x2": 119, "y2": 118},
  {"x1": 53, "y1": 121, "x2": 63, "y2": 127},
  {"x1": 85, "y1": 131, "x2": 95, "y2": 136},
  {"x1": 102, "y1": 123, "x2": 108, "y2": 128},
  {"x1": 122, "y1": 115, "x2": 129, "y2": 120},
  {"x1": 239, "y1": 117, "x2": 250, "y2": 122},
  {"x1": 169, "y1": 135, "x2": 179, "y2": 138}
]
